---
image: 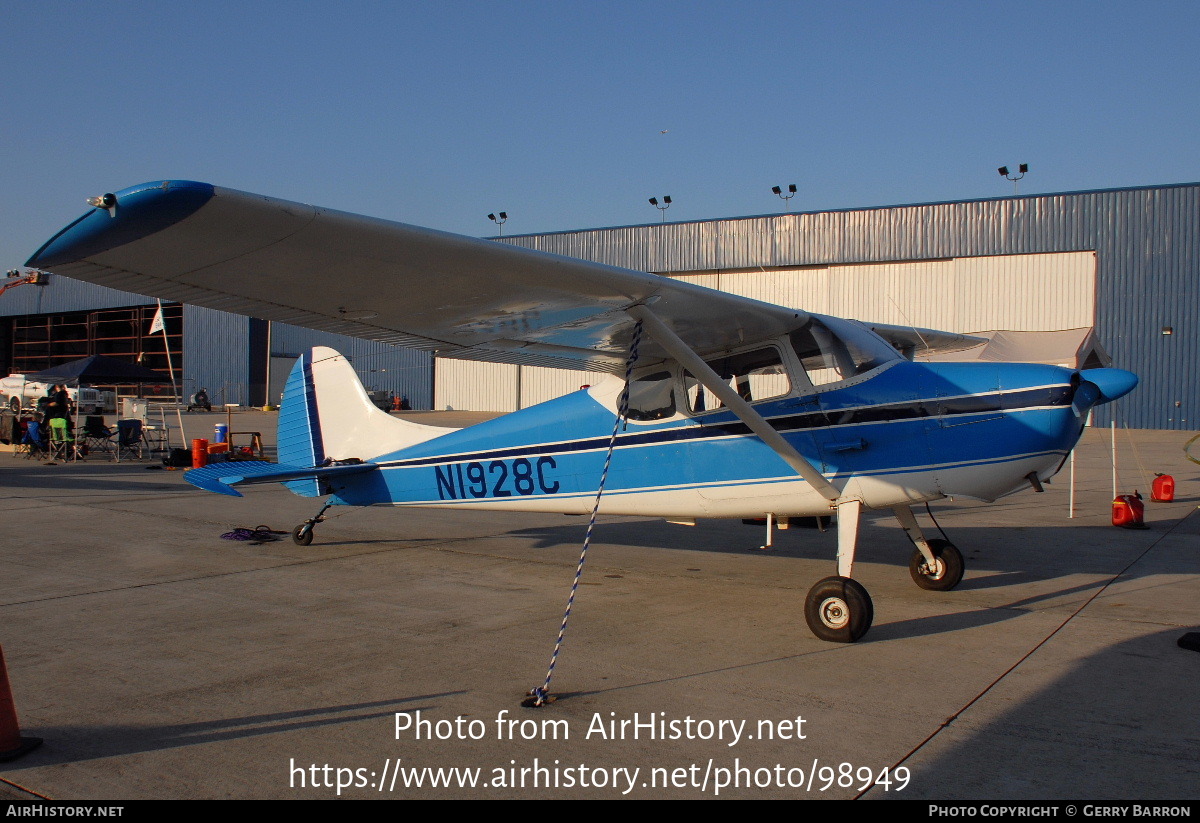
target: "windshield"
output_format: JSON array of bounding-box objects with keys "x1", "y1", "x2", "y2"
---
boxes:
[{"x1": 790, "y1": 315, "x2": 901, "y2": 387}]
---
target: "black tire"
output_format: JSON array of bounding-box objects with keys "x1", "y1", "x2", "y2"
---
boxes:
[
  {"x1": 804, "y1": 576, "x2": 873, "y2": 643},
  {"x1": 9, "y1": 396, "x2": 20, "y2": 414},
  {"x1": 909, "y1": 539, "x2": 964, "y2": 591},
  {"x1": 292, "y1": 524, "x2": 314, "y2": 546}
]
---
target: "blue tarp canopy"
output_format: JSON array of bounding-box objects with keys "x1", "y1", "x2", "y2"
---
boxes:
[{"x1": 23, "y1": 355, "x2": 171, "y2": 385}]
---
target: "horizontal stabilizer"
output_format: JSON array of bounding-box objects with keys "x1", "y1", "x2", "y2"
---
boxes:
[{"x1": 184, "y1": 460, "x2": 377, "y2": 497}]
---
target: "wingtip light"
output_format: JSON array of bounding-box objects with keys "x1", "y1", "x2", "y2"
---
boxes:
[{"x1": 86, "y1": 192, "x2": 118, "y2": 217}]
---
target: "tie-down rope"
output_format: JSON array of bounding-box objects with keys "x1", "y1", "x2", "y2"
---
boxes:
[{"x1": 526, "y1": 320, "x2": 643, "y2": 707}]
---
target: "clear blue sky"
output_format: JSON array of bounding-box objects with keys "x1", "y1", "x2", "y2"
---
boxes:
[{"x1": 4, "y1": 1, "x2": 1198, "y2": 270}]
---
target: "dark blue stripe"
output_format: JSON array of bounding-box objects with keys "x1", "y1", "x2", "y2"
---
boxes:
[{"x1": 376, "y1": 384, "x2": 1076, "y2": 468}]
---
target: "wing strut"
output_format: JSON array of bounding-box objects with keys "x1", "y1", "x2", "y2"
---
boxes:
[{"x1": 625, "y1": 304, "x2": 841, "y2": 502}]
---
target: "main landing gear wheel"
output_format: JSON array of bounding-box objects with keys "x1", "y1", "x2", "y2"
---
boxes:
[
  {"x1": 292, "y1": 524, "x2": 315, "y2": 546},
  {"x1": 804, "y1": 576, "x2": 873, "y2": 643},
  {"x1": 909, "y1": 538, "x2": 964, "y2": 591}
]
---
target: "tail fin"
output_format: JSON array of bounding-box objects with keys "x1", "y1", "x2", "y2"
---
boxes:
[{"x1": 277, "y1": 347, "x2": 448, "y2": 497}]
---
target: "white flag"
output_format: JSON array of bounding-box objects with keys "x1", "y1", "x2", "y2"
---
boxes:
[{"x1": 149, "y1": 306, "x2": 165, "y2": 335}]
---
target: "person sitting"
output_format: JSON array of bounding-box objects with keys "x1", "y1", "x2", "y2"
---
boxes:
[{"x1": 21, "y1": 414, "x2": 48, "y2": 460}]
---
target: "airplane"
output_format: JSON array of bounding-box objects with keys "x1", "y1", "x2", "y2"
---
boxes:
[{"x1": 27, "y1": 180, "x2": 1139, "y2": 644}]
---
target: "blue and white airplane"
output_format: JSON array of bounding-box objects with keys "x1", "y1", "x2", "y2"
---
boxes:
[{"x1": 28, "y1": 181, "x2": 1138, "y2": 642}]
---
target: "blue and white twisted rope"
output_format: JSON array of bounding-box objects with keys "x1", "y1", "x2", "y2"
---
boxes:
[{"x1": 528, "y1": 320, "x2": 643, "y2": 707}]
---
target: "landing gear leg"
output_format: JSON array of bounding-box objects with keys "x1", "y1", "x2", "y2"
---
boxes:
[
  {"x1": 894, "y1": 505, "x2": 964, "y2": 591},
  {"x1": 804, "y1": 499, "x2": 874, "y2": 643},
  {"x1": 760, "y1": 512, "x2": 775, "y2": 550},
  {"x1": 293, "y1": 499, "x2": 335, "y2": 546}
]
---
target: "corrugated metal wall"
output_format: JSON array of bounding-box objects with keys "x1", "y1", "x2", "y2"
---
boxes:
[
  {"x1": 181, "y1": 309, "x2": 436, "y2": 409},
  {"x1": 520, "y1": 366, "x2": 599, "y2": 409},
  {"x1": 434, "y1": 358, "x2": 596, "y2": 412},
  {"x1": 712, "y1": 252, "x2": 1095, "y2": 332},
  {"x1": 270, "y1": 324, "x2": 432, "y2": 408},
  {"x1": 183, "y1": 306, "x2": 250, "y2": 406},
  {"x1": 0, "y1": 276, "x2": 155, "y2": 316},
  {"x1": 500, "y1": 184, "x2": 1200, "y2": 429},
  {"x1": 435, "y1": 358, "x2": 517, "y2": 411}
]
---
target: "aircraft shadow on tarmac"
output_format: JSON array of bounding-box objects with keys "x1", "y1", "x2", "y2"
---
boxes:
[
  {"x1": 1, "y1": 464, "x2": 193, "y2": 495},
  {"x1": 502, "y1": 517, "x2": 1184, "y2": 644},
  {"x1": 872, "y1": 626, "x2": 1200, "y2": 799},
  {"x1": 1, "y1": 693, "x2": 465, "y2": 769},
  {"x1": 506, "y1": 517, "x2": 1168, "y2": 576}
]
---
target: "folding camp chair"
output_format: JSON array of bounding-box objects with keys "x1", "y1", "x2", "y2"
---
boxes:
[
  {"x1": 18, "y1": 419, "x2": 48, "y2": 460},
  {"x1": 47, "y1": 417, "x2": 77, "y2": 461},
  {"x1": 82, "y1": 416, "x2": 115, "y2": 458},
  {"x1": 115, "y1": 419, "x2": 144, "y2": 461}
]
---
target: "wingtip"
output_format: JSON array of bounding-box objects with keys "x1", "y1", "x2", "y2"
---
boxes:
[
  {"x1": 28, "y1": 181, "x2": 215, "y2": 269},
  {"x1": 183, "y1": 464, "x2": 246, "y2": 497}
]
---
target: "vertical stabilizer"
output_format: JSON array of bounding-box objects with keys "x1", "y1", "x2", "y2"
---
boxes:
[
  {"x1": 276, "y1": 347, "x2": 449, "y2": 497},
  {"x1": 277, "y1": 353, "x2": 325, "y2": 496}
]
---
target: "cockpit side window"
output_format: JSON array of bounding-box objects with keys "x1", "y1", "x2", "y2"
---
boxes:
[
  {"x1": 626, "y1": 370, "x2": 677, "y2": 421},
  {"x1": 790, "y1": 316, "x2": 899, "y2": 387},
  {"x1": 685, "y1": 347, "x2": 790, "y2": 413}
]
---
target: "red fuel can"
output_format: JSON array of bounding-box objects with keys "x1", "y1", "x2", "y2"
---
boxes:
[
  {"x1": 192, "y1": 438, "x2": 209, "y2": 469},
  {"x1": 1151, "y1": 473, "x2": 1175, "y2": 502},
  {"x1": 1112, "y1": 494, "x2": 1145, "y2": 528}
]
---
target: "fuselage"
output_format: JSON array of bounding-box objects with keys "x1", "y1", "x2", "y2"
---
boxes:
[{"x1": 325, "y1": 358, "x2": 1097, "y2": 519}]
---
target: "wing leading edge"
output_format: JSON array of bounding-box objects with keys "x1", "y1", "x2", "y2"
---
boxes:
[{"x1": 29, "y1": 181, "x2": 807, "y2": 372}]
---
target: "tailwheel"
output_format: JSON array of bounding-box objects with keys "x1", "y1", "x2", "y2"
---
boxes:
[
  {"x1": 292, "y1": 524, "x2": 315, "y2": 546},
  {"x1": 804, "y1": 576, "x2": 873, "y2": 643},
  {"x1": 909, "y1": 538, "x2": 964, "y2": 591}
]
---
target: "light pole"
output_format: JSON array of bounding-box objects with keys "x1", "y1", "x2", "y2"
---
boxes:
[
  {"x1": 997, "y1": 164, "x2": 1028, "y2": 194},
  {"x1": 648, "y1": 196, "x2": 671, "y2": 223},
  {"x1": 772, "y1": 184, "x2": 797, "y2": 211},
  {"x1": 487, "y1": 212, "x2": 508, "y2": 236}
]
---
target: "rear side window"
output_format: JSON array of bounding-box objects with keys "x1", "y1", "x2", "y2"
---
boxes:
[{"x1": 685, "y1": 347, "x2": 790, "y2": 413}]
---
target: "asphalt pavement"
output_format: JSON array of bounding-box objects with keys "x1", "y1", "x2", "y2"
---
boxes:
[{"x1": 1, "y1": 415, "x2": 1197, "y2": 799}]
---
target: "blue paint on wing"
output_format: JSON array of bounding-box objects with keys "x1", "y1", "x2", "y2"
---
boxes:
[{"x1": 27, "y1": 181, "x2": 214, "y2": 268}]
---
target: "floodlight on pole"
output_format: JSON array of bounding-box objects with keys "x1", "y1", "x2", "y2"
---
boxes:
[
  {"x1": 772, "y1": 183, "x2": 797, "y2": 210},
  {"x1": 649, "y1": 196, "x2": 671, "y2": 223},
  {"x1": 487, "y1": 211, "x2": 508, "y2": 236},
  {"x1": 997, "y1": 163, "x2": 1029, "y2": 194}
]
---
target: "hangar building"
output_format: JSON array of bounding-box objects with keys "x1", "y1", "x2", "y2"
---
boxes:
[{"x1": 2, "y1": 182, "x2": 1195, "y2": 429}]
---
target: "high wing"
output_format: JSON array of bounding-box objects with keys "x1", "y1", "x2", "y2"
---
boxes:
[
  {"x1": 864, "y1": 322, "x2": 985, "y2": 358},
  {"x1": 28, "y1": 181, "x2": 809, "y2": 372}
]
